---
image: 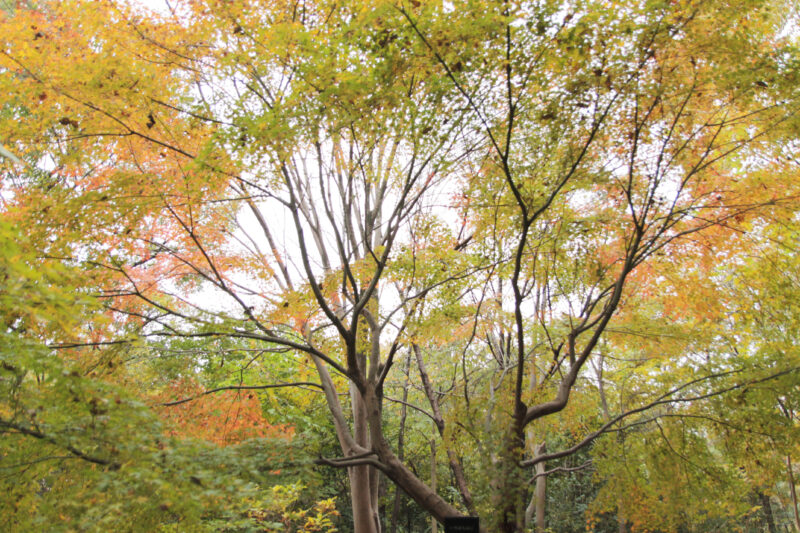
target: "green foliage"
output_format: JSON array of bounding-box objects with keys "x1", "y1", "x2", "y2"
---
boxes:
[
  {"x1": 0, "y1": 222, "x2": 338, "y2": 532},
  {"x1": 2, "y1": 0, "x2": 800, "y2": 531}
]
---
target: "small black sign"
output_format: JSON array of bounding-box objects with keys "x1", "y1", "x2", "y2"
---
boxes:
[{"x1": 444, "y1": 516, "x2": 480, "y2": 533}]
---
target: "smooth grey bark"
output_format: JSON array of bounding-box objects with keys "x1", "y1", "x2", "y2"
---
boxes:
[
  {"x1": 524, "y1": 442, "x2": 547, "y2": 532},
  {"x1": 534, "y1": 442, "x2": 546, "y2": 533}
]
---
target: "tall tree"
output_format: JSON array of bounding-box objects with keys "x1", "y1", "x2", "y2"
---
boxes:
[{"x1": 2, "y1": 0, "x2": 799, "y2": 531}]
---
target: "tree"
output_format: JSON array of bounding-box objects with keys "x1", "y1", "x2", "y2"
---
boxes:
[
  {"x1": 585, "y1": 212, "x2": 800, "y2": 531},
  {"x1": 2, "y1": 0, "x2": 799, "y2": 531},
  {"x1": 0, "y1": 221, "x2": 335, "y2": 532}
]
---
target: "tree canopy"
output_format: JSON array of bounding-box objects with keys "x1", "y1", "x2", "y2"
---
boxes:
[{"x1": 2, "y1": 0, "x2": 800, "y2": 531}]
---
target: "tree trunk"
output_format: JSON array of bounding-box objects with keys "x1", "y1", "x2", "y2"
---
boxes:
[
  {"x1": 524, "y1": 442, "x2": 547, "y2": 532},
  {"x1": 413, "y1": 344, "x2": 475, "y2": 511},
  {"x1": 350, "y1": 464, "x2": 379, "y2": 533},
  {"x1": 759, "y1": 491, "x2": 777, "y2": 533},
  {"x1": 348, "y1": 450, "x2": 380, "y2": 533},
  {"x1": 351, "y1": 384, "x2": 380, "y2": 533},
  {"x1": 534, "y1": 442, "x2": 546, "y2": 533},
  {"x1": 431, "y1": 439, "x2": 438, "y2": 533},
  {"x1": 617, "y1": 499, "x2": 627, "y2": 533},
  {"x1": 596, "y1": 354, "x2": 627, "y2": 533},
  {"x1": 389, "y1": 354, "x2": 411, "y2": 533},
  {"x1": 494, "y1": 423, "x2": 527, "y2": 533},
  {"x1": 379, "y1": 449, "x2": 464, "y2": 525},
  {"x1": 787, "y1": 456, "x2": 800, "y2": 532},
  {"x1": 311, "y1": 354, "x2": 380, "y2": 533},
  {"x1": 362, "y1": 385, "x2": 471, "y2": 531}
]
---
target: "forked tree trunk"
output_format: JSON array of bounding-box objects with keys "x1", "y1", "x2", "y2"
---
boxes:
[
  {"x1": 350, "y1": 464, "x2": 379, "y2": 533},
  {"x1": 363, "y1": 381, "x2": 466, "y2": 529},
  {"x1": 350, "y1": 385, "x2": 381, "y2": 533},
  {"x1": 311, "y1": 353, "x2": 379, "y2": 533}
]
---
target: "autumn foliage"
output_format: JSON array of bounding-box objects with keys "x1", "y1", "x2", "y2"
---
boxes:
[
  {"x1": 2, "y1": 0, "x2": 800, "y2": 531},
  {"x1": 154, "y1": 379, "x2": 294, "y2": 446}
]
